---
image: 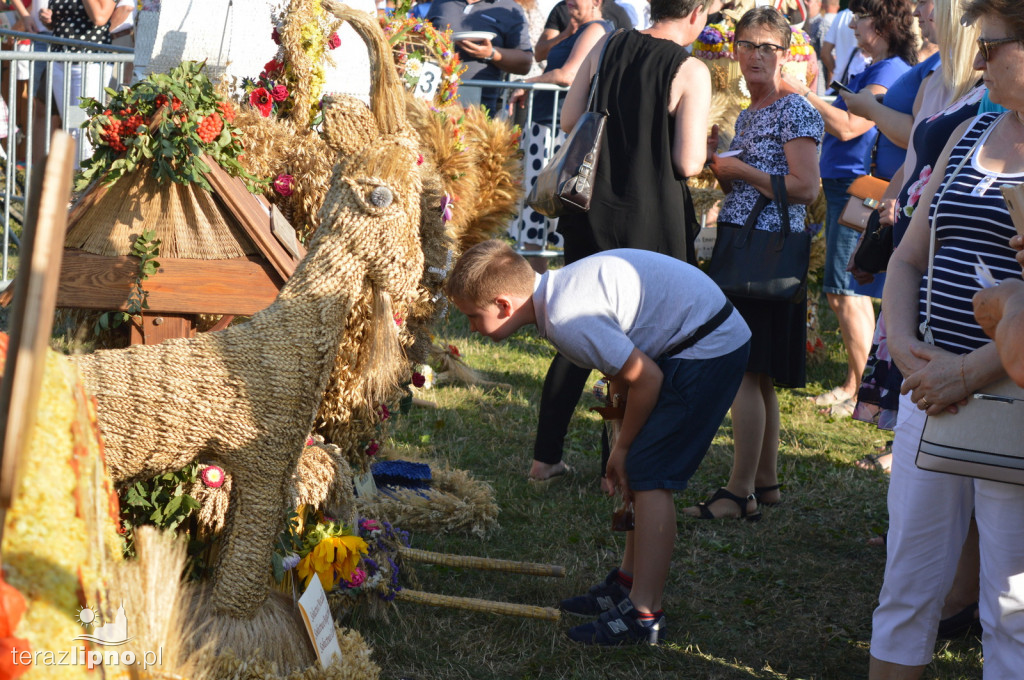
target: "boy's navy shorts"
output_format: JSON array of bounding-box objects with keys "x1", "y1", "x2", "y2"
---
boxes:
[{"x1": 626, "y1": 342, "x2": 749, "y2": 492}]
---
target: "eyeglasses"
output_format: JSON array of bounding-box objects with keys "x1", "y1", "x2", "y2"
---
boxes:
[
  {"x1": 734, "y1": 40, "x2": 786, "y2": 56},
  {"x1": 976, "y1": 36, "x2": 1021, "y2": 62},
  {"x1": 851, "y1": 12, "x2": 873, "y2": 21}
]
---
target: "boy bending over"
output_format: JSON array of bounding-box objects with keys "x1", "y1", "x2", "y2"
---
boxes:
[{"x1": 446, "y1": 241, "x2": 751, "y2": 645}]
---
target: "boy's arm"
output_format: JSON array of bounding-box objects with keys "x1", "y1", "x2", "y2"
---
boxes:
[{"x1": 604, "y1": 347, "x2": 663, "y2": 500}]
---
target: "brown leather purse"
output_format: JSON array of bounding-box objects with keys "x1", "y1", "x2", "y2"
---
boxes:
[{"x1": 838, "y1": 174, "x2": 889, "y2": 232}]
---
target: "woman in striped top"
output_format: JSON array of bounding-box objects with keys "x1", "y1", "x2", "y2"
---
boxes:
[{"x1": 869, "y1": 1, "x2": 1024, "y2": 676}]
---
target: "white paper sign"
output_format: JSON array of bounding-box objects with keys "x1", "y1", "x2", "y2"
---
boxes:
[
  {"x1": 298, "y1": 576, "x2": 343, "y2": 668},
  {"x1": 354, "y1": 471, "x2": 378, "y2": 499},
  {"x1": 414, "y1": 62, "x2": 443, "y2": 101}
]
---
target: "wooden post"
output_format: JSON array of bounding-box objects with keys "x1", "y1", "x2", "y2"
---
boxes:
[{"x1": 0, "y1": 132, "x2": 75, "y2": 553}]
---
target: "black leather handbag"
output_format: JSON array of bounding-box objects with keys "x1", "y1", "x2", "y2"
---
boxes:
[
  {"x1": 852, "y1": 209, "x2": 893, "y2": 273},
  {"x1": 708, "y1": 174, "x2": 810, "y2": 303},
  {"x1": 527, "y1": 30, "x2": 621, "y2": 218}
]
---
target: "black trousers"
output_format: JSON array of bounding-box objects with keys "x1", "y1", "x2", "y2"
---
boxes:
[
  {"x1": 532, "y1": 353, "x2": 611, "y2": 473},
  {"x1": 532, "y1": 224, "x2": 611, "y2": 473}
]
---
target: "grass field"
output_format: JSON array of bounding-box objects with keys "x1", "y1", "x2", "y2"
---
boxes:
[{"x1": 356, "y1": 295, "x2": 984, "y2": 680}]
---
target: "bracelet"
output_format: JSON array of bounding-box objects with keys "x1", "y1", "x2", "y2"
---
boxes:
[
  {"x1": 483, "y1": 47, "x2": 495, "y2": 62},
  {"x1": 960, "y1": 355, "x2": 969, "y2": 394}
]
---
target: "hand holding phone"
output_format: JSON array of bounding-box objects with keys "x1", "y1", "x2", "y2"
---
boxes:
[{"x1": 830, "y1": 79, "x2": 854, "y2": 94}]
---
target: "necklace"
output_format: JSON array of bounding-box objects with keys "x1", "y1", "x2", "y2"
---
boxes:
[
  {"x1": 738, "y1": 87, "x2": 778, "y2": 138},
  {"x1": 748, "y1": 87, "x2": 778, "y2": 112}
]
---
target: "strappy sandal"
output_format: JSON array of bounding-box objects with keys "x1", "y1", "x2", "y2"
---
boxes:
[
  {"x1": 693, "y1": 488, "x2": 762, "y2": 522},
  {"x1": 754, "y1": 484, "x2": 781, "y2": 507}
]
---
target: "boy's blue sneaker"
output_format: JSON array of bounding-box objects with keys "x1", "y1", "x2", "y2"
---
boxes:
[
  {"x1": 566, "y1": 598, "x2": 666, "y2": 646},
  {"x1": 558, "y1": 568, "x2": 629, "y2": 617}
]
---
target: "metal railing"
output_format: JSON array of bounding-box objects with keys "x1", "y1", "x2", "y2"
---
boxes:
[
  {"x1": 460, "y1": 79, "x2": 569, "y2": 260},
  {"x1": 0, "y1": 29, "x2": 132, "y2": 289}
]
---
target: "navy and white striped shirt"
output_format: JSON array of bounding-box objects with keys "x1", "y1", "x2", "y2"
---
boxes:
[{"x1": 920, "y1": 112, "x2": 1023, "y2": 355}]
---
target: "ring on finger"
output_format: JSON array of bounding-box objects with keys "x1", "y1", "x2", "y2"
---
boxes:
[{"x1": 920, "y1": 398, "x2": 931, "y2": 408}]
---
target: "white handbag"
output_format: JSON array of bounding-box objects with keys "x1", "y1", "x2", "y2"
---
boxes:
[{"x1": 915, "y1": 116, "x2": 1024, "y2": 485}]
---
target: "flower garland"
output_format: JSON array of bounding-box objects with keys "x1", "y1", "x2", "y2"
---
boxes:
[
  {"x1": 241, "y1": 0, "x2": 341, "y2": 125},
  {"x1": 381, "y1": 15, "x2": 466, "y2": 106},
  {"x1": 77, "y1": 61, "x2": 258, "y2": 192}
]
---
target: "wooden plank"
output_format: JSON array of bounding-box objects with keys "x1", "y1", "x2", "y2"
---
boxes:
[
  {"x1": 57, "y1": 250, "x2": 284, "y2": 316},
  {"x1": 0, "y1": 132, "x2": 75, "y2": 517},
  {"x1": 129, "y1": 314, "x2": 197, "y2": 345},
  {"x1": 202, "y1": 158, "x2": 305, "y2": 281}
]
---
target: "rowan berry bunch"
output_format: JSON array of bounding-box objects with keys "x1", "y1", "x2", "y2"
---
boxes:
[{"x1": 78, "y1": 61, "x2": 262, "y2": 193}]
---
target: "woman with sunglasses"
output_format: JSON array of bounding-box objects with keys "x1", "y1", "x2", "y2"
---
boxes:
[
  {"x1": 682, "y1": 6, "x2": 822, "y2": 520},
  {"x1": 869, "y1": 0, "x2": 1024, "y2": 675},
  {"x1": 788, "y1": 0, "x2": 917, "y2": 418}
]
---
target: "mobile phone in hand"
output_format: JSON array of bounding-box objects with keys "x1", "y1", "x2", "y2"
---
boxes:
[{"x1": 830, "y1": 80, "x2": 855, "y2": 94}]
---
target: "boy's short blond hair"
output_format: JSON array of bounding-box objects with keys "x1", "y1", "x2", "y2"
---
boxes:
[{"x1": 445, "y1": 240, "x2": 535, "y2": 306}]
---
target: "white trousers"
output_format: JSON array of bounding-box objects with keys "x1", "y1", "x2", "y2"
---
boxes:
[{"x1": 871, "y1": 392, "x2": 1024, "y2": 677}]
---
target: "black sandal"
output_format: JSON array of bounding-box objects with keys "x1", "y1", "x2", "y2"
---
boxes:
[
  {"x1": 695, "y1": 488, "x2": 762, "y2": 522},
  {"x1": 754, "y1": 484, "x2": 781, "y2": 507}
]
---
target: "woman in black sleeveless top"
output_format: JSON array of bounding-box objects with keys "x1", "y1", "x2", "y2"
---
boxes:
[{"x1": 528, "y1": 3, "x2": 713, "y2": 487}]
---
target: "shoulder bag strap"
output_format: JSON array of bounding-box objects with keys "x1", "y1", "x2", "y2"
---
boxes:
[
  {"x1": 585, "y1": 28, "x2": 625, "y2": 113},
  {"x1": 920, "y1": 114, "x2": 1000, "y2": 343},
  {"x1": 770, "y1": 174, "x2": 791, "y2": 237}
]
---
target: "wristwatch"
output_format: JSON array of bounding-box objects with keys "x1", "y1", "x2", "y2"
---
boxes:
[{"x1": 483, "y1": 47, "x2": 495, "y2": 62}]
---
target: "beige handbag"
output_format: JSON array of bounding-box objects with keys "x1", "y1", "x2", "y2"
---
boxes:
[
  {"x1": 838, "y1": 174, "x2": 889, "y2": 232},
  {"x1": 914, "y1": 117, "x2": 1024, "y2": 485}
]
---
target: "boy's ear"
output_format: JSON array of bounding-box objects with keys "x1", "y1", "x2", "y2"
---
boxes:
[{"x1": 494, "y1": 295, "x2": 514, "y2": 318}]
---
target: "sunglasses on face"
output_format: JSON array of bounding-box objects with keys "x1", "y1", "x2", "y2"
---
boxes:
[
  {"x1": 976, "y1": 36, "x2": 1021, "y2": 62},
  {"x1": 734, "y1": 40, "x2": 785, "y2": 56}
]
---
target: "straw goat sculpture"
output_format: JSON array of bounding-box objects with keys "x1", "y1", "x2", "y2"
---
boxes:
[{"x1": 73, "y1": 6, "x2": 424, "y2": 619}]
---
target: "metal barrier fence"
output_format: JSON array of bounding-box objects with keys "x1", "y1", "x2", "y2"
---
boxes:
[
  {"x1": 460, "y1": 79, "x2": 568, "y2": 260},
  {"x1": 0, "y1": 29, "x2": 132, "y2": 289}
]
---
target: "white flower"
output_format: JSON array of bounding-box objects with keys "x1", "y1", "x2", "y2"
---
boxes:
[
  {"x1": 406, "y1": 58, "x2": 424, "y2": 79},
  {"x1": 281, "y1": 553, "x2": 301, "y2": 570}
]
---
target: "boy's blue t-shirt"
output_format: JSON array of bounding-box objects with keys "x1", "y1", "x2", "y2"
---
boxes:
[
  {"x1": 875, "y1": 51, "x2": 940, "y2": 179},
  {"x1": 820, "y1": 55, "x2": 913, "y2": 179}
]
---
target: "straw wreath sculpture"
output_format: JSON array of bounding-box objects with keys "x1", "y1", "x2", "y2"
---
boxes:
[{"x1": 73, "y1": 3, "x2": 427, "y2": 619}]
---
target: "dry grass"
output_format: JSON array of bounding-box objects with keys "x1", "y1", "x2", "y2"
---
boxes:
[{"x1": 359, "y1": 292, "x2": 984, "y2": 680}]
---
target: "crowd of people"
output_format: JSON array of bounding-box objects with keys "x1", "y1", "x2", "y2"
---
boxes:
[{"x1": 442, "y1": 0, "x2": 1024, "y2": 674}]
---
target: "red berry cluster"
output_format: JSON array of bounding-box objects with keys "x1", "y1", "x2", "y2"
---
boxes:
[
  {"x1": 153, "y1": 94, "x2": 183, "y2": 111},
  {"x1": 197, "y1": 112, "x2": 223, "y2": 143},
  {"x1": 100, "y1": 108, "x2": 144, "y2": 153},
  {"x1": 217, "y1": 100, "x2": 236, "y2": 124}
]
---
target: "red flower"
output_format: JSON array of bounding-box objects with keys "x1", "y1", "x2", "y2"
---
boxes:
[
  {"x1": 274, "y1": 174, "x2": 295, "y2": 196},
  {"x1": 271, "y1": 84, "x2": 289, "y2": 102},
  {"x1": 272, "y1": 27, "x2": 281, "y2": 44},
  {"x1": 328, "y1": 32, "x2": 341, "y2": 50},
  {"x1": 201, "y1": 465, "x2": 225, "y2": 488},
  {"x1": 365, "y1": 439, "x2": 380, "y2": 456},
  {"x1": 264, "y1": 58, "x2": 282, "y2": 75},
  {"x1": 412, "y1": 372, "x2": 425, "y2": 388},
  {"x1": 378, "y1": 403, "x2": 391, "y2": 421},
  {"x1": 249, "y1": 87, "x2": 273, "y2": 117}
]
